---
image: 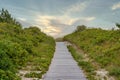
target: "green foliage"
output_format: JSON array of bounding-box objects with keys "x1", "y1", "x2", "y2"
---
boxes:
[
  {"x1": 67, "y1": 46, "x2": 83, "y2": 61},
  {"x1": 0, "y1": 53, "x2": 14, "y2": 71},
  {"x1": 67, "y1": 46, "x2": 96, "y2": 80},
  {"x1": 24, "y1": 72, "x2": 42, "y2": 78},
  {"x1": 78, "y1": 61, "x2": 94, "y2": 72},
  {"x1": 64, "y1": 27, "x2": 120, "y2": 79},
  {"x1": 75, "y1": 25, "x2": 86, "y2": 32},
  {"x1": 0, "y1": 8, "x2": 21, "y2": 26},
  {"x1": 0, "y1": 40, "x2": 28, "y2": 66},
  {"x1": 116, "y1": 23, "x2": 120, "y2": 29},
  {"x1": 109, "y1": 67, "x2": 120, "y2": 76},
  {"x1": 0, "y1": 9, "x2": 55, "y2": 79},
  {"x1": 0, "y1": 69, "x2": 21, "y2": 80}
]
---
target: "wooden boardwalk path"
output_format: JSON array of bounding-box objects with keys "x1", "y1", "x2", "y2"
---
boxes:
[{"x1": 43, "y1": 42, "x2": 87, "y2": 80}]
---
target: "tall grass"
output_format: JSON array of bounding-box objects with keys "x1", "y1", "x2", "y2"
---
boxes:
[
  {"x1": 64, "y1": 28, "x2": 120, "y2": 79},
  {"x1": 67, "y1": 45, "x2": 96, "y2": 80},
  {"x1": 0, "y1": 9, "x2": 55, "y2": 79}
]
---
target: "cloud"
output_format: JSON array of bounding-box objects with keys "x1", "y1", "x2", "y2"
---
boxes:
[
  {"x1": 81, "y1": 17, "x2": 96, "y2": 21},
  {"x1": 34, "y1": 15, "x2": 79, "y2": 37},
  {"x1": 18, "y1": 0, "x2": 95, "y2": 38},
  {"x1": 32, "y1": 14, "x2": 96, "y2": 38},
  {"x1": 35, "y1": 15, "x2": 55, "y2": 26},
  {"x1": 44, "y1": 27, "x2": 60, "y2": 33},
  {"x1": 34, "y1": 15, "x2": 60, "y2": 36},
  {"x1": 43, "y1": 26, "x2": 61, "y2": 36},
  {"x1": 50, "y1": 16, "x2": 78, "y2": 26},
  {"x1": 35, "y1": 15, "x2": 68, "y2": 36},
  {"x1": 112, "y1": 2, "x2": 120, "y2": 10},
  {"x1": 62, "y1": 1, "x2": 88, "y2": 15},
  {"x1": 50, "y1": 19, "x2": 68, "y2": 28},
  {"x1": 18, "y1": 17, "x2": 26, "y2": 21},
  {"x1": 70, "y1": 17, "x2": 96, "y2": 28},
  {"x1": 18, "y1": 12, "x2": 95, "y2": 37},
  {"x1": 53, "y1": 16, "x2": 96, "y2": 38},
  {"x1": 14, "y1": 0, "x2": 95, "y2": 38}
]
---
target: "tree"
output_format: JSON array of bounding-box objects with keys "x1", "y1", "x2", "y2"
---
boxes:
[
  {"x1": 75, "y1": 25, "x2": 87, "y2": 32},
  {"x1": 0, "y1": 8, "x2": 21, "y2": 26},
  {"x1": 116, "y1": 23, "x2": 120, "y2": 29}
]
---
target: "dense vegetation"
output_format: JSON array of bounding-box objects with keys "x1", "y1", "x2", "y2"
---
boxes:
[
  {"x1": 0, "y1": 9, "x2": 55, "y2": 79},
  {"x1": 64, "y1": 25, "x2": 120, "y2": 80},
  {"x1": 67, "y1": 45, "x2": 95, "y2": 80}
]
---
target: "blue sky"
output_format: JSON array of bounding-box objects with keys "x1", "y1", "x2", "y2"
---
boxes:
[{"x1": 0, "y1": 0, "x2": 120, "y2": 37}]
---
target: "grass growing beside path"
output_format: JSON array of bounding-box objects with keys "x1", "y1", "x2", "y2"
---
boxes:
[
  {"x1": 64, "y1": 28, "x2": 120, "y2": 80},
  {"x1": 0, "y1": 23, "x2": 55, "y2": 80},
  {"x1": 0, "y1": 9, "x2": 55, "y2": 79},
  {"x1": 67, "y1": 45, "x2": 96, "y2": 80}
]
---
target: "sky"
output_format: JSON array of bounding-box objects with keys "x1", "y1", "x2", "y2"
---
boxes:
[{"x1": 0, "y1": 0, "x2": 120, "y2": 38}]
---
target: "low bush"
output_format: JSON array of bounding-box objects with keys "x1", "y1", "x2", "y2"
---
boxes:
[
  {"x1": 0, "y1": 9, "x2": 55, "y2": 79},
  {"x1": 64, "y1": 27, "x2": 120, "y2": 79}
]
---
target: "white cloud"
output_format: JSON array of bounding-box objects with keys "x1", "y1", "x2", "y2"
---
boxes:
[
  {"x1": 34, "y1": 15, "x2": 79, "y2": 37},
  {"x1": 27, "y1": 0, "x2": 95, "y2": 38},
  {"x1": 55, "y1": 15, "x2": 78, "y2": 25},
  {"x1": 62, "y1": 1, "x2": 88, "y2": 15},
  {"x1": 16, "y1": 0, "x2": 95, "y2": 37},
  {"x1": 112, "y1": 2, "x2": 120, "y2": 10},
  {"x1": 32, "y1": 14, "x2": 96, "y2": 37},
  {"x1": 43, "y1": 26, "x2": 61, "y2": 33},
  {"x1": 18, "y1": 17, "x2": 26, "y2": 21},
  {"x1": 35, "y1": 15, "x2": 60, "y2": 36},
  {"x1": 82, "y1": 17, "x2": 96, "y2": 21}
]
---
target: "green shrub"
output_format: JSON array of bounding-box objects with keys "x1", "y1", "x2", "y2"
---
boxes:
[
  {"x1": 109, "y1": 67, "x2": 120, "y2": 76},
  {"x1": 0, "y1": 69, "x2": 21, "y2": 80},
  {"x1": 0, "y1": 9, "x2": 55, "y2": 79},
  {"x1": 75, "y1": 25, "x2": 86, "y2": 32},
  {"x1": 67, "y1": 45, "x2": 95, "y2": 80},
  {"x1": 78, "y1": 61, "x2": 94, "y2": 72},
  {"x1": 64, "y1": 27, "x2": 120, "y2": 79},
  {"x1": 24, "y1": 72, "x2": 42, "y2": 78}
]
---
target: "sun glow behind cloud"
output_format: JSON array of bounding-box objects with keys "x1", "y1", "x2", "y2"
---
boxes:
[
  {"x1": 1, "y1": 0, "x2": 119, "y2": 38},
  {"x1": 30, "y1": 1, "x2": 95, "y2": 37},
  {"x1": 34, "y1": 15, "x2": 77, "y2": 37},
  {"x1": 33, "y1": 14, "x2": 95, "y2": 37}
]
